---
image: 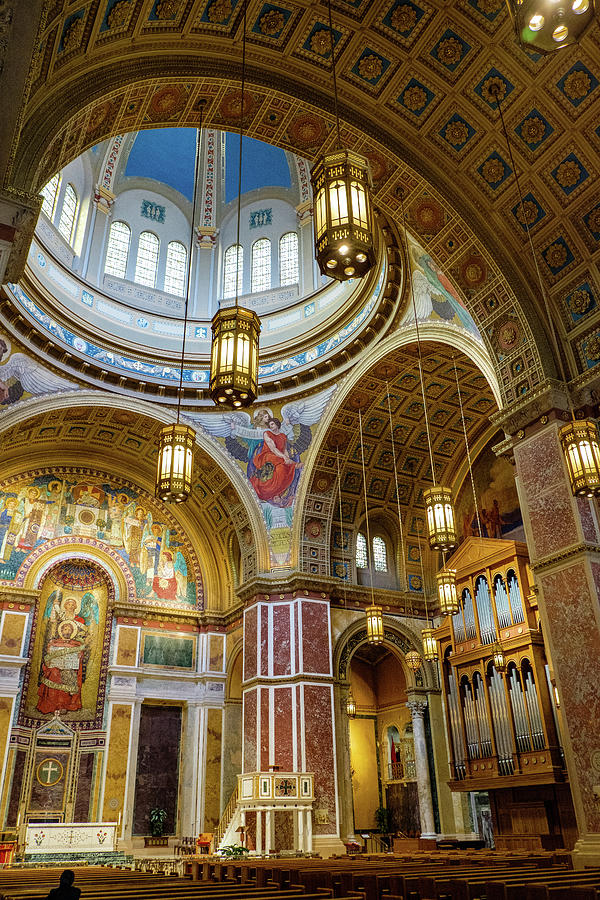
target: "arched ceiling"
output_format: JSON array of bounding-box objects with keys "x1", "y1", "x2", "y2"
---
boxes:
[
  {"x1": 7, "y1": 0, "x2": 600, "y2": 406},
  {"x1": 300, "y1": 340, "x2": 498, "y2": 588},
  {"x1": 0, "y1": 401, "x2": 266, "y2": 607}
]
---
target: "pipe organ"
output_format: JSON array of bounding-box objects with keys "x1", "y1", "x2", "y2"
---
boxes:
[{"x1": 432, "y1": 538, "x2": 576, "y2": 849}]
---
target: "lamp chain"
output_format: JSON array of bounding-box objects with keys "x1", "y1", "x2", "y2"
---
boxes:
[
  {"x1": 386, "y1": 381, "x2": 407, "y2": 591},
  {"x1": 416, "y1": 520, "x2": 430, "y2": 625},
  {"x1": 326, "y1": 0, "x2": 342, "y2": 150},
  {"x1": 399, "y1": 192, "x2": 438, "y2": 486},
  {"x1": 452, "y1": 355, "x2": 482, "y2": 540},
  {"x1": 336, "y1": 447, "x2": 348, "y2": 608},
  {"x1": 234, "y1": 0, "x2": 248, "y2": 310},
  {"x1": 358, "y1": 409, "x2": 376, "y2": 609},
  {"x1": 177, "y1": 104, "x2": 203, "y2": 426},
  {"x1": 490, "y1": 83, "x2": 573, "y2": 419}
]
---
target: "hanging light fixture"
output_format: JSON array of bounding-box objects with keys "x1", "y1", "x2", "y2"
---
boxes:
[
  {"x1": 310, "y1": 0, "x2": 375, "y2": 282},
  {"x1": 156, "y1": 110, "x2": 205, "y2": 502},
  {"x1": 358, "y1": 408, "x2": 384, "y2": 645},
  {"x1": 505, "y1": 0, "x2": 595, "y2": 54},
  {"x1": 492, "y1": 642, "x2": 506, "y2": 673},
  {"x1": 416, "y1": 519, "x2": 438, "y2": 662},
  {"x1": 558, "y1": 419, "x2": 600, "y2": 496},
  {"x1": 398, "y1": 195, "x2": 456, "y2": 552},
  {"x1": 210, "y1": 0, "x2": 260, "y2": 408},
  {"x1": 489, "y1": 81, "x2": 600, "y2": 499},
  {"x1": 405, "y1": 649, "x2": 422, "y2": 672},
  {"x1": 436, "y1": 568, "x2": 459, "y2": 617},
  {"x1": 346, "y1": 689, "x2": 357, "y2": 718}
]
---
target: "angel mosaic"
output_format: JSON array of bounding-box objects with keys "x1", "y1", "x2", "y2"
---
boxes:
[{"x1": 193, "y1": 387, "x2": 336, "y2": 525}]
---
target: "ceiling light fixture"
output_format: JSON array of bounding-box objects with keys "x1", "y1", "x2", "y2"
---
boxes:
[
  {"x1": 310, "y1": 0, "x2": 376, "y2": 282},
  {"x1": 209, "y1": 0, "x2": 260, "y2": 409},
  {"x1": 505, "y1": 0, "x2": 594, "y2": 53}
]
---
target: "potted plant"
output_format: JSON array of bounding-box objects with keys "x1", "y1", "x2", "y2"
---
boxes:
[
  {"x1": 144, "y1": 807, "x2": 168, "y2": 847},
  {"x1": 220, "y1": 845, "x2": 250, "y2": 858}
]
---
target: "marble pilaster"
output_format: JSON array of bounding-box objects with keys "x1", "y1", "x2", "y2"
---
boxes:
[{"x1": 407, "y1": 694, "x2": 436, "y2": 839}]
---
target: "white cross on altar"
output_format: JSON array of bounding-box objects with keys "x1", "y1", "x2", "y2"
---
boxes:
[{"x1": 39, "y1": 760, "x2": 61, "y2": 784}]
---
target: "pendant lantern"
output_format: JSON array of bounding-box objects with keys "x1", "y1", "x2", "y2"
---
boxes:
[
  {"x1": 423, "y1": 485, "x2": 457, "y2": 551},
  {"x1": 422, "y1": 628, "x2": 438, "y2": 662},
  {"x1": 365, "y1": 603, "x2": 384, "y2": 645},
  {"x1": 346, "y1": 690, "x2": 357, "y2": 718},
  {"x1": 156, "y1": 423, "x2": 196, "y2": 503},
  {"x1": 437, "y1": 568, "x2": 459, "y2": 616},
  {"x1": 311, "y1": 149, "x2": 375, "y2": 281},
  {"x1": 505, "y1": 0, "x2": 595, "y2": 53},
  {"x1": 559, "y1": 419, "x2": 600, "y2": 497},
  {"x1": 405, "y1": 650, "x2": 422, "y2": 672},
  {"x1": 492, "y1": 642, "x2": 506, "y2": 673},
  {"x1": 209, "y1": 306, "x2": 261, "y2": 408}
]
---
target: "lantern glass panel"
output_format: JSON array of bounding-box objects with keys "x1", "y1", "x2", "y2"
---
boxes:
[
  {"x1": 422, "y1": 628, "x2": 438, "y2": 661},
  {"x1": 329, "y1": 180, "x2": 349, "y2": 227},
  {"x1": 366, "y1": 604, "x2": 384, "y2": 644}
]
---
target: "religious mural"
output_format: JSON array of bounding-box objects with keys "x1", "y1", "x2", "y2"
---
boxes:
[
  {"x1": 0, "y1": 334, "x2": 75, "y2": 405},
  {"x1": 21, "y1": 560, "x2": 110, "y2": 728},
  {"x1": 193, "y1": 386, "x2": 336, "y2": 566},
  {"x1": 455, "y1": 436, "x2": 524, "y2": 543},
  {"x1": 0, "y1": 471, "x2": 200, "y2": 607}
]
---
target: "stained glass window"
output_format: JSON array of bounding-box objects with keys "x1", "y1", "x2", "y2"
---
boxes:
[
  {"x1": 41, "y1": 174, "x2": 61, "y2": 219},
  {"x1": 105, "y1": 221, "x2": 131, "y2": 279},
  {"x1": 373, "y1": 536, "x2": 388, "y2": 572},
  {"x1": 223, "y1": 244, "x2": 243, "y2": 299},
  {"x1": 58, "y1": 183, "x2": 78, "y2": 245},
  {"x1": 135, "y1": 231, "x2": 159, "y2": 287},
  {"x1": 164, "y1": 240, "x2": 187, "y2": 296},
  {"x1": 356, "y1": 532, "x2": 368, "y2": 569},
  {"x1": 279, "y1": 232, "x2": 299, "y2": 286},
  {"x1": 251, "y1": 238, "x2": 271, "y2": 293}
]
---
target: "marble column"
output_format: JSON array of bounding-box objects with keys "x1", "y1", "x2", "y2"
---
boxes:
[
  {"x1": 511, "y1": 416, "x2": 600, "y2": 866},
  {"x1": 179, "y1": 701, "x2": 202, "y2": 837},
  {"x1": 407, "y1": 695, "x2": 436, "y2": 839}
]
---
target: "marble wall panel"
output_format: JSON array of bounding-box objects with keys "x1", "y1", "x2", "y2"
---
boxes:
[
  {"x1": 539, "y1": 561, "x2": 600, "y2": 833},
  {"x1": 272, "y1": 605, "x2": 291, "y2": 677},
  {"x1": 102, "y1": 703, "x2": 132, "y2": 822},
  {"x1": 204, "y1": 707, "x2": 223, "y2": 830},
  {"x1": 74, "y1": 752, "x2": 95, "y2": 821},
  {"x1": 29, "y1": 748, "x2": 70, "y2": 813},
  {"x1": 260, "y1": 688, "x2": 270, "y2": 771},
  {"x1": 301, "y1": 601, "x2": 330, "y2": 674},
  {"x1": 6, "y1": 748, "x2": 25, "y2": 827},
  {"x1": 116, "y1": 625, "x2": 138, "y2": 666},
  {"x1": 274, "y1": 687, "x2": 293, "y2": 771},
  {"x1": 523, "y1": 481, "x2": 579, "y2": 560},
  {"x1": 244, "y1": 607, "x2": 257, "y2": 680},
  {"x1": 243, "y1": 688, "x2": 257, "y2": 771},
  {"x1": 515, "y1": 429, "x2": 565, "y2": 505},
  {"x1": 260, "y1": 606, "x2": 269, "y2": 677},
  {"x1": 209, "y1": 633, "x2": 225, "y2": 672},
  {"x1": 576, "y1": 498, "x2": 599, "y2": 544},
  {"x1": 303, "y1": 683, "x2": 336, "y2": 835},
  {"x1": 221, "y1": 700, "x2": 242, "y2": 806},
  {"x1": 0, "y1": 612, "x2": 26, "y2": 655}
]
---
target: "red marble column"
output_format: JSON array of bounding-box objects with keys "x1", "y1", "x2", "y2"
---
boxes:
[
  {"x1": 242, "y1": 589, "x2": 344, "y2": 855},
  {"x1": 513, "y1": 419, "x2": 600, "y2": 865}
]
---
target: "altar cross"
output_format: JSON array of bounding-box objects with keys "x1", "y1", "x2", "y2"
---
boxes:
[{"x1": 39, "y1": 759, "x2": 61, "y2": 784}]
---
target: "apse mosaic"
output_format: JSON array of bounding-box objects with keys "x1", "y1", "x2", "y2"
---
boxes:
[
  {"x1": 193, "y1": 385, "x2": 336, "y2": 566},
  {"x1": 20, "y1": 560, "x2": 111, "y2": 729},
  {"x1": 0, "y1": 471, "x2": 201, "y2": 608},
  {"x1": 455, "y1": 434, "x2": 524, "y2": 543}
]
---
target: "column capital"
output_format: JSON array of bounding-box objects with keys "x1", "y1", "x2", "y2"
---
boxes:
[{"x1": 407, "y1": 696, "x2": 428, "y2": 718}]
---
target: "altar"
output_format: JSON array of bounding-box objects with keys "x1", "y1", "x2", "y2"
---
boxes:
[{"x1": 25, "y1": 822, "x2": 118, "y2": 855}]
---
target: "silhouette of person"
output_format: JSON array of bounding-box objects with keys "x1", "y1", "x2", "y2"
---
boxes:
[{"x1": 46, "y1": 870, "x2": 81, "y2": 900}]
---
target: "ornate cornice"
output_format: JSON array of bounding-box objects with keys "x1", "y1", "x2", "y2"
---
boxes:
[{"x1": 530, "y1": 542, "x2": 600, "y2": 574}]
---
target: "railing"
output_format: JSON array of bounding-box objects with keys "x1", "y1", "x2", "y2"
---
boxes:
[{"x1": 213, "y1": 784, "x2": 238, "y2": 850}]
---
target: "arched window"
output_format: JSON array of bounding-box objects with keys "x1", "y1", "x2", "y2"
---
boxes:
[
  {"x1": 280, "y1": 232, "x2": 299, "y2": 286},
  {"x1": 57, "y1": 183, "x2": 78, "y2": 245},
  {"x1": 223, "y1": 244, "x2": 243, "y2": 299},
  {"x1": 372, "y1": 536, "x2": 387, "y2": 572},
  {"x1": 164, "y1": 241, "x2": 187, "y2": 296},
  {"x1": 356, "y1": 532, "x2": 368, "y2": 569},
  {"x1": 104, "y1": 221, "x2": 131, "y2": 279},
  {"x1": 41, "y1": 174, "x2": 61, "y2": 219},
  {"x1": 251, "y1": 238, "x2": 271, "y2": 293},
  {"x1": 135, "y1": 231, "x2": 159, "y2": 287}
]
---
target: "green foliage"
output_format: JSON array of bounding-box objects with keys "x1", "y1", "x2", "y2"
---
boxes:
[
  {"x1": 220, "y1": 844, "x2": 250, "y2": 858},
  {"x1": 149, "y1": 807, "x2": 167, "y2": 837}
]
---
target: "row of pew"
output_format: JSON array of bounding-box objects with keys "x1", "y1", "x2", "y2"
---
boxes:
[{"x1": 1, "y1": 850, "x2": 600, "y2": 900}]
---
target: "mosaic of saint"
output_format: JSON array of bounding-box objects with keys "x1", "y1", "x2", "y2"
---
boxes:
[
  {"x1": 0, "y1": 474, "x2": 197, "y2": 606},
  {"x1": 22, "y1": 560, "x2": 110, "y2": 727}
]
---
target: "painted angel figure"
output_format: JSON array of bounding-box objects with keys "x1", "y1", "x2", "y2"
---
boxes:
[{"x1": 192, "y1": 387, "x2": 336, "y2": 510}]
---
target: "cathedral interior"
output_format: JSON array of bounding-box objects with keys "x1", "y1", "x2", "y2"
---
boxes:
[{"x1": 1, "y1": 0, "x2": 600, "y2": 872}]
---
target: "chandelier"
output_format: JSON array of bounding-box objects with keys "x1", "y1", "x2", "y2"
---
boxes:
[
  {"x1": 436, "y1": 568, "x2": 459, "y2": 617},
  {"x1": 505, "y1": 0, "x2": 595, "y2": 53},
  {"x1": 209, "y1": 0, "x2": 260, "y2": 408},
  {"x1": 310, "y1": 0, "x2": 375, "y2": 282}
]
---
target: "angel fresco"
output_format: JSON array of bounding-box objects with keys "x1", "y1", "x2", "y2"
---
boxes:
[{"x1": 192, "y1": 387, "x2": 336, "y2": 527}]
